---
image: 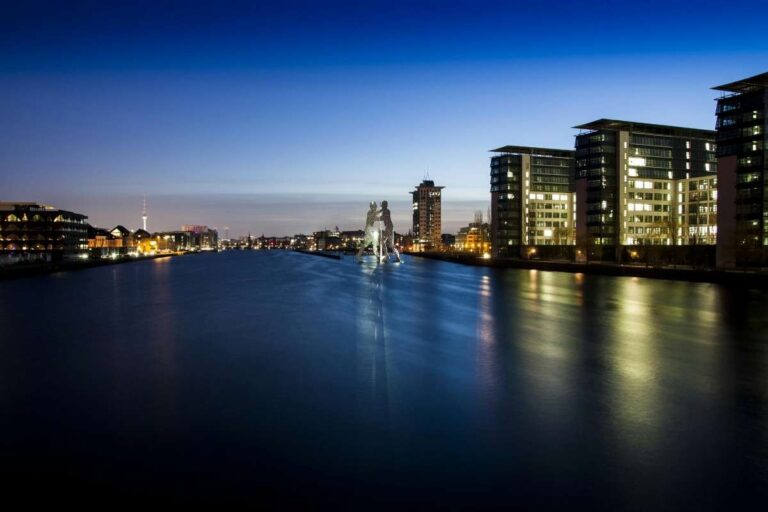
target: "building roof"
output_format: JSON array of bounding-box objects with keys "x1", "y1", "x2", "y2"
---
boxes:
[
  {"x1": 712, "y1": 71, "x2": 768, "y2": 93},
  {"x1": 573, "y1": 119, "x2": 715, "y2": 138},
  {"x1": 490, "y1": 145, "x2": 574, "y2": 158},
  {"x1": 0, "y1": 202, "x2": 87, "y2": 219},
  {"x1": 0, "y1": 202, "x2": 58, "y2": 212},
  {"x1": 0, "y1": 201, "x2": 55, "y2": 209},
  {"x1": 88, "y1": 226, "x2": 114, "y2": 238},
  {"x1": 413, "y1": 180, "x2": 444, "y2": 190},
  {"x1": 111, "y1": 225, "x2": 131, "y2": 236}
]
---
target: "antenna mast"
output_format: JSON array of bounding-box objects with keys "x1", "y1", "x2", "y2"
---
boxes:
[{"x1": 142, "y1": 195, "x2": 148, "y2": 231}]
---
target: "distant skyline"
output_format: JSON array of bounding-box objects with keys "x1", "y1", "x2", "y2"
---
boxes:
[{"x1": 2, "y1": 0, "x2": 768, "y2": 236}]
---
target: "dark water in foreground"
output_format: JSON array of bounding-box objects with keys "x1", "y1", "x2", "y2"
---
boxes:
[{"x1": 1, "y1": 251, "x2": 767, "y2": 508}]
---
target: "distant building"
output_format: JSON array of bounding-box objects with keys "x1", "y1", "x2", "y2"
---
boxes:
[
  {"x1": 573, "y1": 119, "x2": 716, "y2": 260},
  {"x1": 155, "y1": 231, "x2": 195, "y2": 251},
  {"x1": 0, "y1": 202, "x2": 88, "y2": 264},
  {"x1": 490, "y1": 146, "x2": 575, "y2": 258},
  {"x1": 712, "y1": 71, "x2": 768, "y2": 267},
  {"x1": 110, "y1": 225, "x2": 131, "y2": 239},
  {"x1": 411, "y1": 179, "x2": 444, "y2": 251},
  {"x1": 88, "y1": 225, "x2": 124, "y2": 258},
  {"x1": 314, "y1": 228, "x2": 342, "y2": 251},
  {"x1": 133, "y1": 229, "x2": 151, "y2": 239},
  {"x1": 181, "y1": 224, "x2": 209, "y2": 234},
  {"x1": 441, "y1": 233, "x2": 456, "y2": 247},
  {"x1": 291, "y1": 234, "x2": 313, "y2": 250},
  {"x1": 396, "y1": 231, "x2": 415, "y2": 252},
  {"x1": 454, "y1": 211, "x2": 490, "y2": 254},
  {"x1": 198, "y1": 229, "x2": 218, "y2": 250},
  {"x1": 340, "y1": 230, "x2": 365, "y2": 250},
  {"x1": 181, "y1": 225, "x2": 218, "y2": 250}
]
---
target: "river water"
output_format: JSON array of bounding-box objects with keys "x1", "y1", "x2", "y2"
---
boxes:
[{"x1": 1, "y1": 251, "x2": 767, "y2": 508}]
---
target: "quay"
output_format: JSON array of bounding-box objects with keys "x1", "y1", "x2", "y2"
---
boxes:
[
  {"x1": 407, "y1": 251, "x2": 768, "y2": 287},
  {"x1": 0, "y1": 252, "x2": 202, "y2": 281}
]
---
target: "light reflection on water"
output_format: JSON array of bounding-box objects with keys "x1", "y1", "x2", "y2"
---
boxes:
[{"x1": 0, "y1": 251, "x2": 766, "y2": 507}]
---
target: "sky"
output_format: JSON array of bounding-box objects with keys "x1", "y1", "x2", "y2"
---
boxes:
[{"x1": 2, "y1": 0, "x2": 768, "y2": 236}]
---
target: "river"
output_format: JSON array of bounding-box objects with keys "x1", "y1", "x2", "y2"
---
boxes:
[{"x1": 1, "y1": 251, "x2": 766, "y2": 508}]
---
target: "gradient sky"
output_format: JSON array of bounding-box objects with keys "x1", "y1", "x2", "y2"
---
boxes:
[{"x1": 2, "y1": 0, "x2": 767, "y2": 236}]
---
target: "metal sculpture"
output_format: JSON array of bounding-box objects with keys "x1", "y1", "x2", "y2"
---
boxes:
[
  {"x1": 378, "y1": 201, "x2": 401, "y2": 263},
  {"x1": 357, "y1": 200, "x2": 401, "y2": 264},
  {"x1": 356, "y1": 201, "x2": 380, "y2": 262}
]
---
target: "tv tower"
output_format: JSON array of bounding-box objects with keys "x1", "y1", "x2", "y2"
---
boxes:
[{"x1": 142, "y1": 195, "x2": 148, "y2": 231}]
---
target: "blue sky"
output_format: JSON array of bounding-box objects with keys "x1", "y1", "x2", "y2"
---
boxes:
[{"x1": 2, "y1": 0, "x2": 767, "y2": 235}]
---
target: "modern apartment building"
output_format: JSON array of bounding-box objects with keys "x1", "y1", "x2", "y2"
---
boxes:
[
  {"x1": 677, "y1": 174, "x2": 718, "y2": 246},
  {"x1": 713, "y1": 71, "x2": 768, "y2": 267},
  {"x1": 490, "y1": 146, "x2": 575, "y2": 257},
  {"x1": 0, "y1": 202, "x2": 88, "y2": 264},
  {"x1": 573, "y1": 119, "x2": 717, "y2": 260},
  {"x1": 411, "y1": 179, "x2": 444, "y2": 250}
]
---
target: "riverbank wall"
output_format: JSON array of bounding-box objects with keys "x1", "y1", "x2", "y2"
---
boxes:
[
  {"x1": 295, "y1": 249, "x2": 343, "y2": 260},
  {"x1": 0, "y1": 253, "x2": 190, "y2": 281},
  {"x1": 406, "y1": 251, "x2": 768, "y2": 287}
]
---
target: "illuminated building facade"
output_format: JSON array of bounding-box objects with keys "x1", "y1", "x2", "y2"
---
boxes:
[
  {"x1": 88, "y1": 226, "x2": 124, "y2": 258},
  {"x1": 0, "y1": 202, "x2": 88, "y2": 263},
  {"x1": 677, "y1": 174, "x2": 718, "y2": 245},
  {"x1": 713, "y1": 71, "x2": 768, "y2": 267},
  {"x1": 490, "y1": 146, "x2": 575, "y2": 257},
  {"x1": 181, "y1": 225, "x2": 218, "y2": 250},
  {"x1": 155, "y1": 231, "x2": 195, "y2": 251},
  {"x1": 454, "y1": 211, "x2": 490, "y2": 254},
  {"x1": 574, "y1": 119, "x2": 716, "y2": 260},
  {"x1": 313, "y1": 227, "x2": 342, "y2": 251},
  {"x1": 411, "y1": 180, "x2": 444, "y2": 250}
]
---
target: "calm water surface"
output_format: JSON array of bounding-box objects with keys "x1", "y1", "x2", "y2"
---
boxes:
[{"x1": 1, "y1": 251, "x2": 767, "y2": 508}]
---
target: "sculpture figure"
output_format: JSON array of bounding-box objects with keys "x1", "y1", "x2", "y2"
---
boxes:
[
  {"x1": 356, "y1": 201, "x2": 380, "y2": 261},
  {"x1": 378, "y1": 200, "x2": 401, "y2": 263}
]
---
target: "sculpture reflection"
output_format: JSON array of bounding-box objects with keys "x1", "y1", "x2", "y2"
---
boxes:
[{"x1": 355, "y1": 261, "x2": 392, "y2": 428}]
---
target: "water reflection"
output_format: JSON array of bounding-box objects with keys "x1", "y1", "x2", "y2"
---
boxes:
[
  {"x1": 355, "y1": 261, "x2": 392, "y2": 430},
  {"x1": 0, "y1": 251, "x2": 766, "y2": 507},
  {"x1": 474, "y1": 267, "x2": 768, "y2": 503},
  {"x1": 476, "y1": 273, "x2": 497, "y2": 393}
]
